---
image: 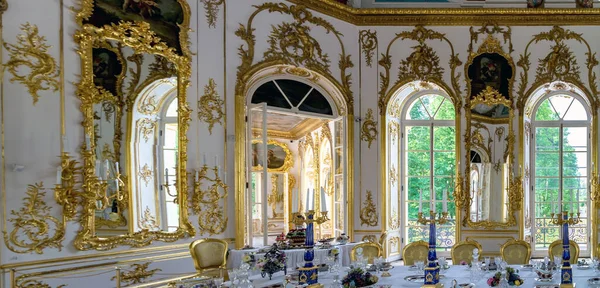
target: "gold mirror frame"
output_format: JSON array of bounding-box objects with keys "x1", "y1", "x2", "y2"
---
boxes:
[
  {"x1": 73, "y1": 20, "x2": 193, "y2": 250},
  {"x1": 463, "y1": 35, "x2": 521, "y2": 229},
  {"x1": 251, "y1": 139, "x2": 294, "y2": 173}
]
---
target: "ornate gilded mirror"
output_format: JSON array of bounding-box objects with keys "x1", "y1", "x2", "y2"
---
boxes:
[
  {"x1": 463, "y1": 35, "x2": 520, "y2": 229},
  {"x1": 74, "y1": 2, "x2": 193, "y2": 249}
]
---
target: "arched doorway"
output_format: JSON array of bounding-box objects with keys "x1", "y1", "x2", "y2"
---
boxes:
[{"x1": 235, "y1": 65, "x2": 352, "y2": 248}]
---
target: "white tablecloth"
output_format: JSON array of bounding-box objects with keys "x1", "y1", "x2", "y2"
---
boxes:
[
  {"x1": 228, "y1": 243, "x2": 359, "y2": 269},
  {"x1": 226, "y1": 264, "x2": 600, "y2": 287}
]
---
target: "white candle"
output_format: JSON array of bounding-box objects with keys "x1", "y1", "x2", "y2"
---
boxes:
[
  {"x1": 115, "y1": 162, "x2": 119, "y2": 173},
  {"x1": 305, "y1": 188, "x2": 310, "y2": 211},
  {"x1": 443, "y1": 188, "x2": 448, "y2": 212},
  {"x1": 195, "y1": 170, "x2": 199, "y2": 181},
  {"x1": 215, "y1": 155, "x2": 218, "y2": 167},
  {"x1": 321, "y1": 187, "x2": 327, "y2": 212},
  {"x1": 62, "y1": 135, "x2": 69, "y2": 153},
  {"x1": 292, "y1": 188, "x2": 298, "y2": 213},
  {"x1": 224, "y1": 172, "x2": 227, "y2": 184},
  {"x1": 312, "y1": 189, "x2": 316, "y2": 210},
  {"x1": 95, "y1": 160, "x2": 101, "y2": 178},
  {"x1": 104, "y1": 160, "x2": 109, "y2": 179},
  {"x1": 115, "y1": 179, "x2": 119, "y2": 193},
  {"x1": 203, "y1": 153, "x2": 207, "y2": 166},
  {"x1": 56, "y1": 167, "x2": 62, "y2": 185},
  {"x1": 419, "y1": 189, "x2": 422, "y2": 213},
  {"x1": 576, "y1": 191, "x2": 580, "y2": 213},
  {"x1": 165, "y1": 168, "x2": 169, "y2": 185},
  {"x1": 85, "y1": 135, "x2": 91, "y2": 148}
]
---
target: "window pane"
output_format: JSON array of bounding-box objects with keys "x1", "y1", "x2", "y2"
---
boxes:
[
  {"x1": 562, "y1": 152, "x2": 587, "y2": 177},
  {"x1": 535, "y1": 127, "x2": 559, "y2": 151},
  {"x1": 406, "y1": 126, "x2": 430, "y2": 150},
  {"x1": 164, "y1": 123, "x2": 178, "y2": 149},
  {"x1": 406, "y1": 101, "x2": 429, "y2": 120},
  {"x1": 163, "y1": 149, "x2": 177, "y2": 171},
  {"x1": 419, "y1": 95, "x2": 442, "y2": 118},
  {"x1": 434, "y1": 152, "x2": 455, "y2": 176},
  {"x1": 535, "y1": 99, "x2": 559, "y2": 121},
  {"x1": 563, "y1": 127, "x2": 587, "y2": 152},
  {"x1": 434, "y1": 98, "x2": 455, "y2": 120},
  {"x1": 534, "y1": 177, "x2": 559, "y2": 205},
  {"x1": 407, "y1": 152, "x2": 431, "y2": 176},
  {"x1": 563, "y1": 97, "x2": 588, "y2": 121},
  {"x1": 535, "y1": 152, "x2": 559, "y2": 177},
  {"x1": 548, "y1": 95, "x2": 574, "y2": 119},
  {"x1": 166, "y1": 99, "x2": 178, "y2": 117},
  {"x1": 433, "y1": 126, "x2": 455, "y2": 150}
]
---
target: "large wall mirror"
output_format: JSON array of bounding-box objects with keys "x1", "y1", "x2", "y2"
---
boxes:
[
  {"x1": 463, "y1": 35, "x2": 520, "y2": 229},
  {"x1": 73, "y1": 5, "x2": 193, "y2": 249}
]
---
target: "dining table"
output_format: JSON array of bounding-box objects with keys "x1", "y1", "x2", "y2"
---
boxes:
[{"x1": 222, "y1": 264, "x2": 600, "y2": 287}]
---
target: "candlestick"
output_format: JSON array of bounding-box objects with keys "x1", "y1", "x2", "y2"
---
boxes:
[
  {"x1": 62, "y1": 135, "x2": 69, "y2": 153},
  {"x1": 203, "y1": 153, "x2": 207, "y2": 165},
  {"x1": 214, "y1": 155, "x2": 218, "y2": 167},
  {"x1": 56, "y1": 166, "x2": 62, "y2": 185},
  {"x1": 104, "y1": 160, "x2": 110, "y2": 180},
  {"x1": 443, "y1": 188, "x2": 448, "y2": 213},
  {"x1": 320, "y1": 187, "x2": 327, "y2": 212},
  {"x1": 115, "y1": 161, "x2": 119, "y2": 173}
]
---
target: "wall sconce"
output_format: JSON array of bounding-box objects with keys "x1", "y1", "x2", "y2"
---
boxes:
[{"x1": 54, "y1": 152, "x2": 80, "y2": 220}]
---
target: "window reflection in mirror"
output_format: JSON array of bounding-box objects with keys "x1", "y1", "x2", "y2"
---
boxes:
[{"x1": 469, "y1": 150, "x2": 508, "y2": 224}]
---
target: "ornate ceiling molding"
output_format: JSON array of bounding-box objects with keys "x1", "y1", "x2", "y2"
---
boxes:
[{"x1": 287, "y1": 0, "x2": 600, "y2": 26}]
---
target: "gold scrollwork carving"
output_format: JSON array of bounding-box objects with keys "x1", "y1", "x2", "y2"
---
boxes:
[
  {"x1": 192, "y1": 166, "x2": 228, "y2": 235},
  {"x1": 112, "y1": 262, "x2": 161, "y2": 285},
  {"x1": 361, "y1": 108, "x2": 377, "y2": 149},
  {"x1": 4, "y1": 183, "x2": 64, "y2": 254},
  {"x1": 236, "y1": 2, "x2": 354, "y2": 111},
  {"x1": 389, "y1": 236, "x2": 400, "y2": 254},
  {"x1": 517, "y1": 26, "x2": 599, "y2": 111},
  {"x1": 198, "y1": 78, "x2": 225, "y2": 135},
  {"x1": 590, "y1": 174, "x2": 600, "y2": 202},
  {"x1": 362, "y1": 235, "x2": 377, "y2": 243},
  {"x1": 389, "y1": 121, "x2": 399, "y2": 146},
  {"x1": 360, "y1": 190, "x2": 378, "y2": 227},
  {"x1": 389, "y1": 164, "x2": 398, "y2": 187},
  {"x1": 139, "y1": 206, "x2": 160, "y2": 230},
  {"x1": 138, "y1": 164, "x2": 153, "y2": 187},
  {"x1": 138, "y1": 95, "x2": 159, "y2": 115},
  {"x1": 359, "y1": 30, "x2": 378, "y2": 67},
  {"x1": 138, "y1": 118, "x2": 157, "y2": 143},
  {"x1": 390, "y1": 208, "x2": 400, "y2": 230},
  {"x1": 16, "y1": 279, "x2": 65, "y2": 288},
  {"x1": 4, "y1": 23, "x2": 59, "y2": 105},
  {"x1": 54, "y1": 153, "x2": 80, "y2": 220},
  {"x1": 378, "y1": 25, "x2": 462, "y2": 113},
  {"x1": 201, "y1": 0, "x2": 225, "y2": 29}
]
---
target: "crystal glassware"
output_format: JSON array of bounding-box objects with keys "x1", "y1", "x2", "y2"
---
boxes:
[{"x1": 213, "y1": 277, "x2": 224, "y2": 288}]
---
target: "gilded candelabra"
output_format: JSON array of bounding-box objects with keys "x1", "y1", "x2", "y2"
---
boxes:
[
  {"x1": 191, "y1": 165, "x2": 228, "y2": 235},
  {"x1": 417, "y1": 211, "x2": 449, "y2": 288},
  {"x1": 549, "y1": 210, "x2": 581, "y2": 288},
  {"x1": 162, "y1": 168, "x2": 178, "y2": 204},
  {"x1": 54, "y1": 152, "x2": 79, "y2": 219},
  {"x1": 291, "y1": 210, "x2": 329, "y2": 285}
]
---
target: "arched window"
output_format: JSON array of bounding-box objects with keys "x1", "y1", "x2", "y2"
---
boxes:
[
  {"x1": 528, "y1": 92, "x2": 591, "y2": 256},
  {"x1": 397, "y1": 93, "x2": 456, "y2": 253},
  {"x1": 159, "y1": 96, "x2": 179, "y2": 232}
]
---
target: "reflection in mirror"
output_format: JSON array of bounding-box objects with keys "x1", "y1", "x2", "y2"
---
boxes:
[{"x1": 469, "y1": 150, "x2": 508, "y2": 223}]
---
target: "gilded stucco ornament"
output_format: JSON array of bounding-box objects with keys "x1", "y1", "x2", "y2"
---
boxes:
[
  {"x1": 74, "y1": 20, "x2": 194, "y2": 250},
  {"x1": 112, "y1": 262, "x2": 161, "y2": 285},
  {"x1": 54, "y1": 153, "x2": 80, "y2": 220},
  {"x1": 192, "y1": 165, "x2": 228, "y2": 235},
  {"x1": 389, "y1": 164, "x2": 398, "y2": 187},
  {"x1": 361, "y1": 108, "x2": 377, "y2": 149},
  {"x1": 201, "y1": 0, "x2": 224, "y2": 28},
  {"x1": 516, "y1": 26, "x2": 599, "y2": 111},
  {"x1": 4, "y1": 23, "x2": 59, "y2": 105},
  {"x1": 4, "y1": 183, "x2": 65, "y2": 254},
  {"x1": 128, "y1": 55, "x2": 178, "y2": 110},
  {"x1": 390, "y1": 208, "x2": 400, "y2": 230},
  {"x1": 16, "y1": 279, "x2": 65, "y2": 288},
  {"x1": 360, "y1": 190, "x2": 378, "y2": 227},
  {"x1": 139, "y1": 206, "x2": 160, "y2": 230},
  {"x1": 362, "y1": 235, "x2": 377, "y2": 243},
  {"x1": 138, "y1": 118, "x2": 157, "y2": 143},
  {"x1": 138, "y1": 163, "x2": 153, "y2": 187},
  {"x1": 198, "y1": 78, "x2": 225, "y2": 135},
  {"x1": 378, "y1": 25, "x2": 462, "y2": 113},
  {"x1": 359, "y1": 30, "x2": 378, "y2": 67},
  {"x1": 388, "y1": 121, "x2": 399, "y2": 146}
]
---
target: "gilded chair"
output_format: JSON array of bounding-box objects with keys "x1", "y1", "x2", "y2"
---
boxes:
[
  {"x1": 451, "y1": 240, "x2": 483, "y2": 265},
  {"x1": 500, "y1": 239, "x2": 531, "y2": 265},
  {"x1": 402, "y1": 240, "x2": 429, "y2": 266},
  {"x1": 189, "y1": 238, "x2": 228, "y2": 278},
  {"x1": 548, "y1": 239, "x2": 579, "y2": 264},
  {"x1": 350, "y1": 242, "x2": 383, "y2": 264}
]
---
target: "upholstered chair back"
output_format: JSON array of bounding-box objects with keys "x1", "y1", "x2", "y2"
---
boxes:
[
  {"x1": 402, "y1": 240, "x2": 429, "y2": 266},
  {"x1": 500, "y1": 239, "x2": 531, "y2": 265}
]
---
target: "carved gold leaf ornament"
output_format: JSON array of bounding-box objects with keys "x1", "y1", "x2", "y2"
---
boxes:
[
  {"x1": 138, "y1": 95, "x2": 159, "y2": 115},
  {"x1": 390, "y1": 208, "x2": 400, "y2": 230},
  {"x1": 139, "y1": 206, "x2": 159, "y2": 230},
  {"x1": 389, "y1": 164, "x2": 398, "y2": 187},
  {"x1": 388, "y1": 121, "x2": 399, "y2": 146},
  {"x1": 201, "y1": 0, "x2": 225, "y2": 29},
  {"x1": 192, "y1": 166, "x2": 228, "y2": 235},
  {"x1": 4, "y1": 183, "x2": 65, "y2": 254},
  {"x1": 517, "y1": 26, "x2": 599, "y2": 111},
  {"x1": 360, "y1": 190, "x2": 378, "y2": 227},
  {"x1": 378, "y1": 25, "x2": 462, "y2": 113},
  {"x1": 138, "y1": 118, "x2": 157, "y2": 143},
  {"x1": 3, "y1": 23, "x2": 59, "y2": 105},
  {"x1": 360, "y1": 108, "x2": 377, "y2": 149},
  {"x1": 138, "y1": 164, "x2": 153, "y2": 187},
  {"x1": 112, "y1": 262, "x2": 161, "y2": 285},
  {"x1": 362, "y1": 235, "x2": 377, "y2": 243},
  {"x1": 359, "y1": 30, "x2": 378, "y2": 67},
  {"x1": 198, "y1": 78, "x2": 225, "y2": 134}
]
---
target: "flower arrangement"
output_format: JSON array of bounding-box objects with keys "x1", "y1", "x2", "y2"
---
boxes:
[
  {"x1": 258, "y1": 245, "x2": 287, "y2": 280},
  {"x1": 242, "y1": 252, "x2": 256, "y2": 268},
  {"x1": 487, "y1": 267, "x2": 523, "y2": 286},
  {"x1": 341, "y1": 268, "x2": 378, "y2": 288},
  {"x1": 329, "y1": 247, "x2": 341, "y2": 262}
]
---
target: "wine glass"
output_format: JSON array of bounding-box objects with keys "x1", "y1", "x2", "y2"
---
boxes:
[
  {"x1": 484, "y1": 257, "x2": 491, "y2": 271},
  {"x1": 416, "y1": 260, "x2": 425, "y2": 273},
  {"x1": 213, "y1": 277, "x2": 224, "y2": 288}
]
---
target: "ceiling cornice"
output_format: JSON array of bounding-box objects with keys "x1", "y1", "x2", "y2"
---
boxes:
[{"x1": 287, "y1": 0, "x2": 600, "y2": 26}]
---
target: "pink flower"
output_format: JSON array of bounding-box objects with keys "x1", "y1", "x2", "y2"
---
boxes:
[
  {"x1": 487, "y1": 278, "x2": 494, "y2": 286},
  {"x1": 460, "y1": 261, "x2": 467, "y2": 265}
]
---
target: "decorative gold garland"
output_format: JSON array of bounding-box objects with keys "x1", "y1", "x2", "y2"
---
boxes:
[
  {"x1": 360, "y1": 190, "x2": 378, "y2": 227},
  {"x1": 112, "y1": 262, "x2": 161, "y2": 285},
  {"x1": 201, "y1": 0, "x2": 225, "y2": 29},
  {"x1": 360, "y1": 108, "x2": 377, "y2": 149},
  {"x1": 359, "y1": 30, "x2": 377, "y2": 67},
  {"x1": 198, "y1": 78, "x2": 225, "y2": 135}
]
